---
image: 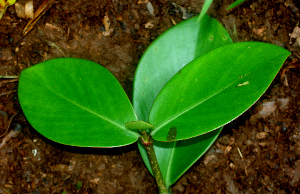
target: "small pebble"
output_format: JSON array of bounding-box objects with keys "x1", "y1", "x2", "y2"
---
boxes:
[{"x1": 282, "y1": 126, "x2": 287, "y2": 132}]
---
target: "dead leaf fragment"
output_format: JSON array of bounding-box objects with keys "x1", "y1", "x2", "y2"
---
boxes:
[
  {"x1": 145, "y1": 22, "x2": 154, "y2": 29},
  {"x1": 225, "y1": 145, "x2": 232, "y2": 155},
  {"x1": 137, "y1": 0, "x2": 148, "y2": 4},
  {"x1": 102, "y1": 14, "x2": 113, "y2": 36},
  {"x1": 22, "y1": 0, "x2": 56, "y2": 36},
  {"x1": 146, "y1": 1, "x2": 154, "y2": 15},
  {"x1": 289, "y1": 26, "x2": 300, "y2": 39},
  {"x1": 256, "y1": 132, "x2": 268, "y2": 139},
  {"x1": 258, "y1": 142, "x2": 268, "y2": 146},
  {"x1": 252, "y1": 100, "x2": 277, "y2": 119},
  {"x1": 289, "y1": 26, "x2": 300, "y2": 46},
  {"x1": 90, "y1": 178, "x2": 101, "y2": 184},
  {"x1": 50, "y1": 164, "x2": 67, "y2": 172},
  {"x1": 229, "y1": 163, "x2": 236, "y2": 169},
  {"x1": 170, "y1": 17, "x2": 176, "y2": 25},
  {"x1": 294, "y1": 37, "x2": 300, "y2": 47},
  {"x1": 203, "y1": 154, "x2": 216, "y2": 165},
  {"x1": 277, "y1": 98, "x2": 290, "y2": 110},
  {"x1": 45, "y1": 23, "x2": 63, "y2": 31},
  {"x1": 172, "y1": 3, "x2": 188, "y2": 19},
  {"x1": 253, "y1": 27, "x2": 266, "y2": 36}
]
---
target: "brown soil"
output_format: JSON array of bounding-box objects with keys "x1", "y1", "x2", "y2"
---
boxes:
[{"x1": 1, "y1": 0, "x2": 300, "y2": 193}]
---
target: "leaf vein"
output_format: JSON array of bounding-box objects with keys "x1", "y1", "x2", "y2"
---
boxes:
[{"x1": 151, "y1": 82, "x2": 235, "y2": 135}]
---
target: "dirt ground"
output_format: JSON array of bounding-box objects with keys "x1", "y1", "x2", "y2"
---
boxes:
[{"x1": 0, "y1": 0, "x2": 300, "y2": 193}]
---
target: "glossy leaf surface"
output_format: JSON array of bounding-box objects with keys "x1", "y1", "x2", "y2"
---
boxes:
[
  {"x1": 150, "y1": 42, "x2": 290, "y2": 141},
  {"x1": 133, "y1": 15, "x2": 233, "y2": 122},
  {"x1": 18, "y1": 58, "x2": 139, "y2": 147},
  {"x1": 134, "y1": 14, "x2": 233, "y2": 189}
]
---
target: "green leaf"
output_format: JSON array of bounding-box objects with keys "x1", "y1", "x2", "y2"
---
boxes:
[
  {"x1": 7, "y1": 0, "x2": 16, "y2": 5},
  {"x1": 197, "y1": 0, "x2": 213, "y2": 22},
  {"x1": 227, "y1": 0, "x2": 246, "y2": 10},
  {"x1": 134, "y1": 14, "x2": 233, "y2": 189},
  {"x1": 138, "y1": 127, "x2": 222, "y2": 188},
  {"x1": 18, "y1": 58, "x2": 139, "y2": 147},
  {"x1": 133, "y1": 15, "x2": 233, "y2": 122},
  {"x1": 125, "y1": 121, "x2": 154, "y2": 132},
  {"x1": 150, "y1": 42, "x2": 290, "y2": 141}
]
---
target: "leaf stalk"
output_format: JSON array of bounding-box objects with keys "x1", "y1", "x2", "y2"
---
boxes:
[{"x1": 141, "y1": 133, "x2": 169, "y2": 194}]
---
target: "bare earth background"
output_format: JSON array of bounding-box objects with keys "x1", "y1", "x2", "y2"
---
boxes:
[{"x1": 0, "y1": 0, "x2": 300, "y2": 193}]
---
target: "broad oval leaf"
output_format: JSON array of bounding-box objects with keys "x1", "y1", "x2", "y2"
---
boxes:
[
  {"x1": 18, "y1": 58, "x2": 140, "y2": 147},
  {"x1": 150, "y1": 42, "x2": 290, "y2": 141},
  {"x1": 133, "y1": 14, "x2": 233, "y2": 122}
]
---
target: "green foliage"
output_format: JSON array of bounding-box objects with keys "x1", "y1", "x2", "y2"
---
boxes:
[
  {"x1": 76, "y1": 181, "x2": 82, "y2": 190},
  {"x1": 133, "y1": 14, "x2": 290, "y2": 189},
  {"x1": 18, "y1": 13, "x2": 290, "y2": 192},
  {"x1": 149, "y1": 42, "x2": 290, "y2": 141},
  {"x1": 134, "y1": 15, "x2": 232, "y2": 122},
  {"x1": 197, "y1": 0, "x2": 213, "y2": 22},
  {"x1": 227, "y1": 0, "x2": 246, "y2": 10},
  {"x1": 125, "y1": 121, "x2": 154, "y2": 133},
  {"x1": 18, "y1": 58, "x2": 139, "y2": 147},
  {"x1": 134, "y1": 14, "x2": 232, "y2": 188},
  {"x1": 138, "y1": 128, "x2": 222, "y2": 188},
  {"x1": 198, "y1": 0, "x2": 247, "y2": 22}
]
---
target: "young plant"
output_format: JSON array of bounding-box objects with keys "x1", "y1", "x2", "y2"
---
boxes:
[{"x1": 18, "y1": 14, "x2": 290, "y2": 193}]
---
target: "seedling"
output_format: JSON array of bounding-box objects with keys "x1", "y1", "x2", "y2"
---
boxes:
[{"x1": 18, "y1": 15, "x2": 290, "y2": 193}]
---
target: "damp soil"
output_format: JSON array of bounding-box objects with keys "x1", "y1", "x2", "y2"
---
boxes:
[{"x1": 0, "y1": 0, "x2": 300, "y2": 193}]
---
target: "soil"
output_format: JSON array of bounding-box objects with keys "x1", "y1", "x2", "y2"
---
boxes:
[{"x1": 0, "y1": 0, "x2": 300, "y2": 193}]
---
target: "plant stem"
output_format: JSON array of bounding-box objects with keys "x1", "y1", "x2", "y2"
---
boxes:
[{"x1": 141, "y1": 133, "x2": 169, "y2": 194}]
